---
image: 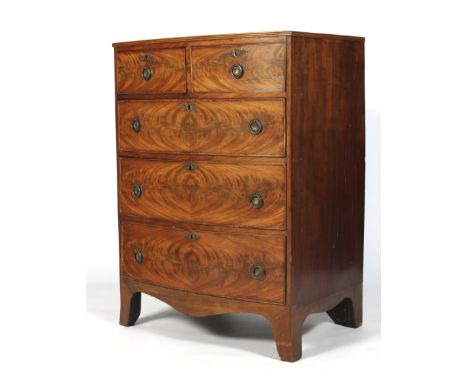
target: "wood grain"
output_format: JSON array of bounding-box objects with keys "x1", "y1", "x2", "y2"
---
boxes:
[
  {"x1": 114, "y1": 36, "x2": 287, "y2": 51},
  {"x1": 289, "y1": 36, "x2": 365, "y2": 307},
  {"x1": 116, "y1": 48, "x2": 186, "y2": 93},
  {"x1": 118, "y1": 99, "x2": 285, "y2": 156},
  {"x1": 119, "y1": 158, "x2": 286, "y2": 229},
  {"x1": 121, "y1": 222, "x2": 286, "y2": 304},
  {"x1": 112, "y1": 31, "x2": 364, "y2": 48},
  {"x1": 191, "y1": 43, "x2": 286, "y2": 92},
  {"x1": 118, "y1": 91, "x2": 286, "y2": 100},
  {"x1": 118, "y1": 152, "x2": 287, "y2": 164},
  {"x1": 120, "y1": 215, "x2": 287, "y2": 236}
]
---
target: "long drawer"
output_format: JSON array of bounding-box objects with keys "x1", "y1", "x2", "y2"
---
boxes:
[
  {"x1": 118, "y1": 99, "x2": 285, "y2": 156},
  {"x1": 121, "y1": 222, "x2": 286, "y2": 304},
  {"x1": 119, "y1": 158, "x2": 286, "y2": 229}
]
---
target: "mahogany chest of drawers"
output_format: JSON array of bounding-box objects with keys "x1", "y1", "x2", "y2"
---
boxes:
[{"x1": 113, "y1": 31, "x2": 365, "y2": 362}]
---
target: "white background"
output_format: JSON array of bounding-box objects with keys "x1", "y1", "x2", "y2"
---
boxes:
[{"x1": 1, "y1": 0, "x2": 467, "y2": 380}]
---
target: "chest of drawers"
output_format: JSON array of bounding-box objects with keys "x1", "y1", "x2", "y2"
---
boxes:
[{"x1": 113, "y1": 31, "x2": 365, "y2": 362}]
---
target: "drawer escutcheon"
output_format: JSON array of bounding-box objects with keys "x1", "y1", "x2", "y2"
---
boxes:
[
  {"x1": 185, "y1": 233, "x2": 200, "y2": 241},
  {"x1": 184, "y1": 162, "x2": 197, "y2": 172},
  {"x1": 226, "y1": 48, "x2": 248, "y2": 57}
]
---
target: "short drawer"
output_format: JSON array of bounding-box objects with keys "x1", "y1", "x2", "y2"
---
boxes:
[
  {"x1": 191, "y1": 43, "x2": 286, "y2": 93},
  {"x1": 119, "y1": 159, "x2": 286, "y2": 229},
  {"x1": 121, "y1": 222, "x2": 286, "y2": 304},
  {"x1": 116, "y1": 48, "x2": 186, "y2": 93},
  {"x1": 118, "y1": 99, "x2": 285, "y2": 156}
]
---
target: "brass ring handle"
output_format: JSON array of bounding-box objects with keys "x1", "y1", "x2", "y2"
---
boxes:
[
  {"x1": 131, "y1": 117, "x2": 141, "y2": 133},
  {"x1": 231, "y1": 63, "x2": 244, "y2": 79},
  {"x1": 250, "y1": 264, "x2": 266, "y2": 280},
  {"x1": 249, "y1": 192, "x2": 264, "y2": 209},
  {"x1": 134, "y1": 249, "x2": 144, "y2": 264},
  {"x1": 132, "y1": 183, "x2": 142, "y2": 198},
  {"x1": 248, "y1": 119, "x2": 263, "y2": 135},
  {"x1": 141, "y1": 66, "x2": 153, "y2": 81}
]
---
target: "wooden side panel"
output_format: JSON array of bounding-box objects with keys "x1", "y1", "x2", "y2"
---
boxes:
[
  {"x1": 116, "y1": 48, "x2": 186, "y2": 93},
  {"x1": 119, "y1": 159, "x2": 287, "y2": 229},
  {"x1": 118, "y1": 99, "x2": 285, "y2": 156},
  {"x1": 121, "y1": 222, "x2": 286, "y2": 304},
  {"x1": 191, "y1": 43, "x2": 286, "y2": 92},
  {"x1": 290, "y1": 37, "x2": 365, "y2": 306}
]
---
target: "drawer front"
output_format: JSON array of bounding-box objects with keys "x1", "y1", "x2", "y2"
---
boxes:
[
  {"x1": 118, "y1": 99, "x2": 285, "y2": 156},
  {"x1": 116, "y1": 48, "x2": 186, "y2": 93},
  {"x1": 121, "y1": 222, "x2": 286, "y2": 304},
  {"x1": 191, "y1": 43, "x2": 286, "y2": 92},
  {"x1": 119, "y1": 159, "x2": 286, "y2": 229}
]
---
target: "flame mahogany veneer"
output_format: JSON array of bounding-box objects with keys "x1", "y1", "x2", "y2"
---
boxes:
[{"x1": 113, "y1": 31, "x2": 365, "y2": 361}]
